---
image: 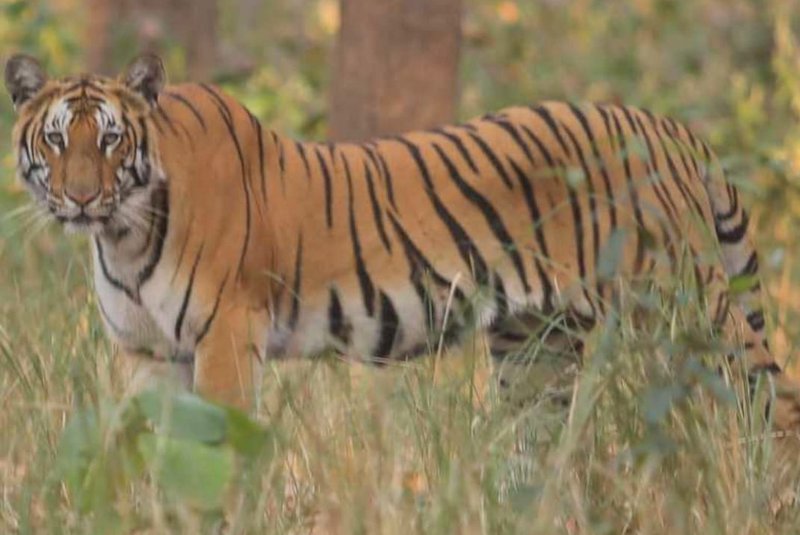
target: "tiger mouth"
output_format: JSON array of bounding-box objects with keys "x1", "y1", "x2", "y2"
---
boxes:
[{"x1": 56, "y1": 212, "x2": 112, "y2": 229}]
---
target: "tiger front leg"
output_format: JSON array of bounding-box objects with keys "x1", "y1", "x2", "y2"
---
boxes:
[
  {"x1": 114, "y1": 346, "x2": 194, "y2": 396},
  {"x1": 192, "y1": 305, "x2": 266, "y2": 410}
]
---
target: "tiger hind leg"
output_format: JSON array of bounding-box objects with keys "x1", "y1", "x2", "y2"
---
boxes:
[
  {"x1": 488, "y1": 310, "x2": 589, "y2": 408},
  {"x1": 715, "y1": 291, "x2": 800, "y2": 434}
]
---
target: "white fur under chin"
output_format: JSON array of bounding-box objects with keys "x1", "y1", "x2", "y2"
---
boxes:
[{"x1": 63, "y1": 221, "x2": 106, "y2": 235}]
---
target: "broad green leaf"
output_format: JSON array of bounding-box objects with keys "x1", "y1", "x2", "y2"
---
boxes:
[
  {"x1": 55, "y1": 408, "x2": 100, "y2": 501},
  {"x1": 138, "y1": 433, "x2": 234, "y2": 510},
  {"x1": 136, "y1": 389, "x2": 228, "y2": 444},
  {"x1": 224, "y1": 407, "x2": 271, "y2": 459}
]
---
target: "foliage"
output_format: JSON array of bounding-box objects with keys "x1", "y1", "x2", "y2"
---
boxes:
[
  {"x1": 1, "y1": 0, "x2": 800, "y2": 532},
  {"x1": 52, "y1": 388, "x2": 269, "y2": 530}
]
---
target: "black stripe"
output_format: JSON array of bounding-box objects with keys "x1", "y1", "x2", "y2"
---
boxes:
[
  {"x1": 493, "y1": 273, "x2": 508, "y2": 319},
  {"x1": 623, "y1": 108, "x2": 682, "y2": 239},
  {"x1": 568, "y1": 104, "x2": 617, "y2": 228},
  {"x1": 713, "y1": 292, "x2": 729, "y2": 326},
  {"x1": 716, "y1": 211, "x2": 749, "y2": 243},
  {"x1": 595, "y1": 104, "x2": 617, "y2": 154},
  {"x1": 362, "y1": 158, "x2": 392, "y2": 253},
  {"x1": 609, "y1": 108, "x2": 646, "y2": 273},
  {"x1": 296, "y1": 141, "x2": 312, "y2": 182},
  {"x1": 397, "y1": 137, "x2": 490, "y2": 286},
  {"x1": 374, "y1": 291, "x2": 399, "y2": 357},
  {"x1": 432, "y1": 143, "x2": 530, "y2": 293},
  {"x1": 164, "y1": 91, "x2": 207, "y2": 131},
  {"x1": 560, "y1": 122, "x2": 600, "y2": 290},
  {"x1": 621, "y1": 110, "x2": 677, "y2": 225},
  {"x1": 750, "y1": 362, "x2": 782, "y2": 375},
  {"x1": 275, "y1": 132, "x2": 286, "y2": 175},
  {"x1": 466, "y1": 131, "x2": 514, "y2": 189},
  {"x1": 315, "y1": 146, "x2": 334, "y2": 228},
  {"x1": 135, "y1": 116, "x2": 160, "y2": 147},
  {"x1": 135, "y1": 184, "x2": 170, "y2": 288},
  {"x1": 328, "y1": 287, "x2": 349, "y2": 344},
  {"x1": 17, "y1": 116, "x2": 33, "y2": 174},
  {"x1": 432, "y1": 127, "x2": 479, "y2": 173},
  {"x1": 174, "y1": 245, "x2": 204, "y2": 341},
  {"x1": 565, "y1": 165, "x2": 587, "y2": 281},
  {"x1": 249, "y1": 111, "x2": 267, "y2": 204},
  {"x1": 715, "y1": 184, "x2": 739, "y2": 222},
  {"x1": 120, "y1": 116, "x2": 143, "y2": 186},
  {"x1": 631, "y1": 112, "x2": 681, "y2": 221},
  {"x1": 155, "y1": 106, "x2": 179, "y2": 136},
  {"x1": 518, "y1": 123, "x2": 559, "y2": 172},
  {"x1": 94, "y1": 239, "x2": 138, "y2": 303},
  {"x1": 365, "y1": 143, "x2": 398, "y2": 211},
  {"x1": 289, "y1": 234, "x2": 303, "y2": 330},
  {"x1": 199, "y1": 84, "x2": 252, "y2": 279},
  {"x1": 132, "y1": 117, "x2": 152, "y2": 187},
  {"x1": 486, "y1": 117, "x2": 535, "y2": 165},
  {"x1": 530, "y1": 105, "x2": 572, "y2": 157},
  {"x1": 642, "y1": 111, "x2": 706, "y2": 218},
  {"x1": 636, "y1": 110, "x2": 703, "y2": 219},
  {"x1": 343, "y1": 154, "x2": 376, "y2": 316},
  {"x1": 387, "y1": 212, "x2": 465, "y2": 332},
  {"x1": 737, "y1": 251, "x2": 759, "y2": 278},
  {"x1": 746, "y1": 310, "x2": 765, "y2": 331},
  {"x1": 506, "y1": 157, "x2": 554, "y2": 311},
  {"x1": 196, "y1": 272, "x2": 230, "y2": 344}
]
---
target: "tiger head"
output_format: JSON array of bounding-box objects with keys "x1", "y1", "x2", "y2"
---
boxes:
[{"x1": 4, "y1": 54, "x2": 167, "y2": 234}]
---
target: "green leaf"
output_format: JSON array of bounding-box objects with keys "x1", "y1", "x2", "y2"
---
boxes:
[
  {"x1": 224, "y1": 407, "x2": 271, "y2": 459},
  {"x1": 55, "y1": 408, "x2": 101, "y2": 500},
  {"x1": 728, "y1": 274, "x2": 759, "y2": 296},
  {"x1": 135, "y1": 389, "x2": 228, "y2": 444},
  {"x1": 138, "y1": 433, "x2": 234, "y2": 510}
]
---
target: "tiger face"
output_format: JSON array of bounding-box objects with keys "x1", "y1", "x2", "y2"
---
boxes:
[{"x1": 4, "y1": 54, "x2": 166, "y2": 234}]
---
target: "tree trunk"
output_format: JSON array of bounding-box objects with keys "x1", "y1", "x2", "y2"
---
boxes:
[
  {"x1": 83, "y1": 0, "x2": 218, "y2": 81},
  {"x1": 329, "y1": 0, "x2": 463, "y2": 141}
]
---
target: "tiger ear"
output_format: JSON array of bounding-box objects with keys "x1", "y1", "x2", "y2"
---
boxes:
[
  {"x1": 4, "y1": 54, "x2": 47, "y2": 111},
  {"x1": 122, "y1": 53, "x2": 166, "y2": 105}
]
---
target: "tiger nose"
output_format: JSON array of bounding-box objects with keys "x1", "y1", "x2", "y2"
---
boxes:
[{"x1": 65, "y1": 183, "x2": 101, "y2": 206}]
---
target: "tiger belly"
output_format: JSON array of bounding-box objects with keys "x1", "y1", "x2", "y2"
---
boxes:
[{"x1": 265, "y1": 269, "x2": 547, "y2": 362}]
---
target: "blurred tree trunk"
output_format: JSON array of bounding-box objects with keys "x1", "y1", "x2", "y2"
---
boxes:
[
  {"x1": 84, "y1": 0, "x2": 218, "y2": 81},
  {"x1": 329, "y1": 0, "x2": 463, "y2": 141}
]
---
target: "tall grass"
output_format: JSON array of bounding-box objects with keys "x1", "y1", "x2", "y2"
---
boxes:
[{"x1": 1, "y1": 223, "x2": 800, "y2": 533}]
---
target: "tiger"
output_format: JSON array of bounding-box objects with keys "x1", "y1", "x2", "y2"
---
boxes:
[{"x1": 4, "y1": 52, "x2": 800, "y2": 431}]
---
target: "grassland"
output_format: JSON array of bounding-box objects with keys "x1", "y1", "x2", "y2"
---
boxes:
[{"x1": 3, "y1": 0, "x2": 800, "y2": 533}]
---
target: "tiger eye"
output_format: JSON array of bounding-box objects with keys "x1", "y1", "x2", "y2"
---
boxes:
[
  {"x1": 102, "y1": 132, "x2": 121, "y2": 147},
  {"x1": 45, "y1": 132, "x2": 64, "y2": 147}
]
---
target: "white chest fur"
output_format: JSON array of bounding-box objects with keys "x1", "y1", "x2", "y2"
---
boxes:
[{"x1": 92, "y1": 242, "x2": 177, "y2": 358}]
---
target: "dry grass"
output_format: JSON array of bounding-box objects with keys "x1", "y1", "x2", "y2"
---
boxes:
[{"x1": 1, "y1": 225, "x2": 800, "y2": 534}]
